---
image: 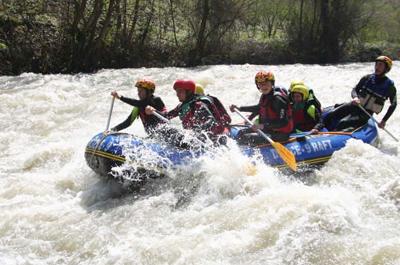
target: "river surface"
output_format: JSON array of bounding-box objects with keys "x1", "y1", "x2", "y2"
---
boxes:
[{"x1": 1, "y1": 63, "x2": 400, "y2": 265}]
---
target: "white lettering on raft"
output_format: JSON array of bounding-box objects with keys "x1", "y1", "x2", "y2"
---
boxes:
[
  {"x1": 309, "y1": 140, "x2": 333, "y2": 152},
  {"x1": 270, "y1": 139, "x2": 333, "y2": 159}
]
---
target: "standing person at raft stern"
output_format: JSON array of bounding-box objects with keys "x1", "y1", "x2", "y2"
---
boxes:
[
  {"x1": 289, "y1": 81, "x2": 322, "y2": 133},
  {"x1": 110, "y1": 79, "x2": 167, "y2": 134},
  {"x1": 145, "y1": 79, "x2": 230, "y2": 144},
  {"x1": 230, "y1": 70, "x2": 293, "y2": 145},
  {"x1": 318, "y1": 56, "x2": 397, "y2": 132}
]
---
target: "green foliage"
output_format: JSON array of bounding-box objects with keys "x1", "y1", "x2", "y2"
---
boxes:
[
  {"x1": 0, "y1": 0, "x2": 399, "y2": 75},
  {"x1": 0, "y1": 42, "x2": 7, "y2": 50}
]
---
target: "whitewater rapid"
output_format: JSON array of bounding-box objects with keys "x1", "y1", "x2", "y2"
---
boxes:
[{"x1": 1, "y1": 63, "x2": 400, "y2": 265}]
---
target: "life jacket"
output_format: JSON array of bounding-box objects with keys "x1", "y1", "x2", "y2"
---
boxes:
[
  {"x1": 139, "y1": 108, "x2": 159, "y2": 130},
  {"x1": 358, "y1": 74, "x2": 394, "y2": 114},
  {"x1": 178, "y1": 95, "x2": 229, "y2": 134},
  {"x1": 137, "y1": 97, "x2": 167, "y2": 133},
  {"x1": 307, "y1": 89, "x2": 322, "y2": 113},
  {"x1": 258, "y1": 88, "x2": 293, "y2": 134},
  {"x1": 204, "y1": 94, "x2": 231, "y2": 127},
  {"x1": 274, "y1": 86, "x2": 289, "y2": 96},
  {"x1": 292, "y1": 105, "x2": 317, "y2": 131},
  {"x1": 291, "y1": 89, "x2": 322, "y2": 132},
  {"x1": 249, "y1": 87, "x2": 288, "y2": 123}
]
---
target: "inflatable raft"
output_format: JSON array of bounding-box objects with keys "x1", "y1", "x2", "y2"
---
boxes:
[{"x1": 84, "y1": 119, "x2": 378, "y2": 179}]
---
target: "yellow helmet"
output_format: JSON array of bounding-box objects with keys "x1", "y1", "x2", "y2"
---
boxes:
[
  {"x1": 135, "y1": 79, "x2": 156, "y2": 91},
  {"x1": 290, "y1": 84, "x2": 309, "y2": 100},
  {"x1": 255, "y1": 71, "x2": 274, "y2": 84},
  {"x1": 290, "y1": 80, "x2": 304, "y2": 90},
  {"x1": 375, "y1": 56, "x2": 393, "y2": 73},
  {"x1": 195, "y1": 84, "x2": 205, "y2": 95}
]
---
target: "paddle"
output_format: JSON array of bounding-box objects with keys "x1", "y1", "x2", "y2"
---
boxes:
[
  {"x1": 91, "y1": 96, "x2": 116, "y2": 164},
  {"x1": 105, "y1": 96, "x2": 115, "y2": 131},
  {"x1": 358, "y1": 104, "x2": 399, "y2": 142},
  {"x1": 152, "y1": 107, "x2": 259, "y2": 175},
  {"x1": 152, "y1": 111, "x2": 170, "y2": 123},
  {"x1": 233, "y1": 108, "x2": 297, "y2": 171}
]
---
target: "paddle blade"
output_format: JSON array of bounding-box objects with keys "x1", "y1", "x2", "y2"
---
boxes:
[{"x1": 271, "y1": 141, "x2": 297, "y2": 171}]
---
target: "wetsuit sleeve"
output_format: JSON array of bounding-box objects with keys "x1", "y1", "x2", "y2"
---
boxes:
[
  {"x1": 264, "y1": 96, "x2": 290, "y2": 129},
  {"x1": 164, "y1": 105, "x2": 181, "y2": 120},
  {"x1": 351, "y1": 75, "x2": 369, "y2": 98},
  {"x1": 239, "y1": 105, "x2": 259, "y2": 113},
  {"x1": 382, "y1": 84, "x2": 397, "y2": 122},
  {"x1": 311, "y1": 105, "x2": 325, "y2": 130},
  {"x1": 120, "y1": 96, "x2": 147, "y2": 107},
  {"x1": 248, "y1": 112, "x2": 258, "y2": 120},
  {"x1": 112, "y1": 114, "x2": 133, "y2": 131},
  {"x1": 312, "y1": 118, "x2": 325, "y2": 131}
]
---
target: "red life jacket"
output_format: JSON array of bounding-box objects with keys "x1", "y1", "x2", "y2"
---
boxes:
[
  {"x1": 138, "y1": 106, "x2": 167, "y2": 128},
  {"x1": 137, "y1": 97, "x2": 167, "y2": 132},
  {"x1": 292, "y1": 106, "x2": 316, "y2": 131},
  {"x1": 258, "y1": 90, "x2": 293, "y2": 134},
  {"x1": 179, "y1": 95, "x2": 229, "y2": 135},
  {"x1": 205, "y1": 95, "x2": 231, "y2": 127}
]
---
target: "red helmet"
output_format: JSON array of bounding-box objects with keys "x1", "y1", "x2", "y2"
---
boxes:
[
  {"x1": 173, "y1": 79, "x2": 196, "y2": 93},
  {"x1": 375, "y1": 56, "x2": 393, "y2": 73}
]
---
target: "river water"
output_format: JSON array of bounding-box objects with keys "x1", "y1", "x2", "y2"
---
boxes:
[{"x1": 1, "y1": 63, "x2": 400, "y2": 265}]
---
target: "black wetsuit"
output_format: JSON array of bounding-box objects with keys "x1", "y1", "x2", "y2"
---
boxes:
[
  {"x1": 112, "y1": 95, "x2": 166, "y2": 134},
  {"x1": 318, "y1": 74, "x2": 397, "y2": 131}
]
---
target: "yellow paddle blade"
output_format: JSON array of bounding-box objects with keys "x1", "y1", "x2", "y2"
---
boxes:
[{"x1": 271, "y1": 141, "x2": 297, "y2": 171}]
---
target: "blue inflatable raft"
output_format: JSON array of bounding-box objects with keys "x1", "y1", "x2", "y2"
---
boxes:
[{"x1": 84, "y1": 119, "x2": 378, "y2": 179}]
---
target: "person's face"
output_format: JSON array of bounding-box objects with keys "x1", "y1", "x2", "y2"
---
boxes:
[
  {"x1": 257, "y1": 81, "x2": 273, "y2": 95},
  {"x1": 292, "y1": 92, "x2": 303, "y2": 103},
  {"x1": 375, "y1": 61, "x2": 386, "y2": 76},
  {"x1": 138, "y1": 87, "x2": 151, "y2": 100},
  {"x1": 175, "y1": 88, "x2": 187, "y2": 102}
]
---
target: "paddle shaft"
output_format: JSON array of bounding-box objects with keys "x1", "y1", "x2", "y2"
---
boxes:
[
  {"x1": 358, "y1": 105, "x2": 399, "y2": 142},
  {"x1": 153, "y1": 111, "x2": 170, "y2": 123},
  {"x1": 233, "y1": 108, "x2": 297, "y2": 171},
  {"x1": 106, "y1": 97, "x2": 115, "y2": 131},
  {"x1": 233, "y1": 108, "x2": 273, "y2": 144}
]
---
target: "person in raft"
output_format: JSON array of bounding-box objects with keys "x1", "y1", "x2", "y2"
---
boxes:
[
  {"x1": 110, "y1": 79, "x2": 167, "y2": 134},
  {"x1": 195, "y1": 83, "x2": 205, "y2": 96},
  {"x1": 288, "y1": 80, "x2": 322, "y2": 133},
  {"x1": 315, "y1": 56, "x2": 397, "y2": 132},
  {"x1": 145, "y1": 79, "x2": 230, "y2": 146},
  {"x1": 229, "y1": 70, "x2": 294, "y2": 145}
]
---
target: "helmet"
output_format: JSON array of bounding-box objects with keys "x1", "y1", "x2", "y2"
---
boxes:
[
  {"x1": 290, "y1": 84, "x2": 309, "y2": 100},
  {"x1": 135, "y1": 79, "x2": 155, "y2": 91},
  {"x1": 173, "y1": 79, "x2": 196, "y2": 93},
  {"x1": 290, "y1": 80, "x2": 304, "y2": 90},
  {"x1": 375, "y1": 56, "x2": 392, "y2": 73},
  {"x1": 255, "y1": 71, "x2": 275, "y2": 84},
  {"x1": 195, "y1": 84, "x2": 205, "y2": 95}
]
